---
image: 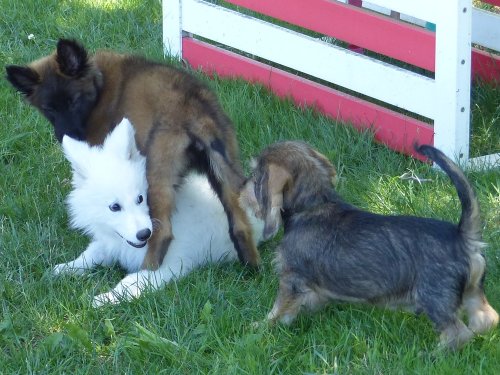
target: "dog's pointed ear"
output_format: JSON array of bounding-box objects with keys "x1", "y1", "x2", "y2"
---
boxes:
[
  {"x1": 5, "y1": 65, "x2": 40, "y2": 97},
  {"x1": 103, "y1": 118, "x2": 141, "y2": 161},
  {"x1": 239, "y1": 178, "x2": 261, "y2": 216},
  {"x1": 62, "y1": 135, "x2": 90, "y2": 180},
  {"x1": 56, "y1": 39, "x2": 89, "y2": 77},
  {"x1": 309, "y1": 148, "x2": 337, "y2": 186}
]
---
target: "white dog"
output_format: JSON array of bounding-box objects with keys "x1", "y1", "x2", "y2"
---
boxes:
[{"x1": 53, "y1": 118, "x2": 264, "y2": 307}]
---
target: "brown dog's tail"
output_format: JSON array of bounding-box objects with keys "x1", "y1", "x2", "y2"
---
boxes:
[{"x1": 416, "y1": 145, "x2": 482, "y2": 242}]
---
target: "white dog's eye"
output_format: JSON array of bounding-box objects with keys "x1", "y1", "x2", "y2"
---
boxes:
[
  {"x1": 137, "y1": 195, "x2": 144, "y2": 204},
  {"x1": 109, "y1": 203, "x2": 121, "y2": 212}
]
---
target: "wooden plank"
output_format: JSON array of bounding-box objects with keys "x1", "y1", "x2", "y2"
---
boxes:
[
  {"x1": 218, "y1": 0, "x2": 499, "y2": 83},
  {"x1": 472, "y1": 8, "x2": 500, "y2": 51},
  {"x1": 472, "y1": 48, "x2": 500, "y2": 82},
  {"x1": 467, "y1": 153, "x2": 500, "y2": 170},
  {"x1": 183, "y1": 0, "x2": 436, "y2": 118},
  {"x1": 349, "y1": 0, "x2": 438, "y2": 24},
  {"x1": 162, "y1": 0, "x2": 182, "y2": 56},
  {"x1": 225, "y1": 0, "x2": 435, "y2": 71},
  {"x1": 480, "y1": 0, "x2": 500, "y2": 6},
  {"x1": 183, "y1": 37, "x2": 434, "y2": 161}
]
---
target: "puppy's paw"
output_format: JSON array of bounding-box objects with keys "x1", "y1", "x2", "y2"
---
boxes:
[
  {"x1": 251, "y1": 319, "x2": 272, "y2": 330},
  {"x1": 92, "y1": 292, "x2": 120, "y2": 308},
  {"x1": 52, "y1": 263, "x2": 85, "y2": 276}
]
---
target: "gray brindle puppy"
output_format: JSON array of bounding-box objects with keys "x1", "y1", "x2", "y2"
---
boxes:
[{"x1": 240, "y1": 141, "x2": 498, "y2": 349}]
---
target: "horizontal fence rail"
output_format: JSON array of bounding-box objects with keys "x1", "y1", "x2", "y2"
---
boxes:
[{"x1": 163, "y1": 0, "x2": 500, "y2": 168}]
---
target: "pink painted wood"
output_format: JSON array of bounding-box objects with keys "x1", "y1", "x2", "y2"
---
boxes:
[
  {"x1": 183, "y1": 37, "x2": 434, "y2": 161},
  {"x1": 481, "y1": 0, "x2": 500, "y2": 6},
  {"x1": 225, "y1": 0, "x2": 435, "y2": 71},
  {"x1": 472, "y1": 48, "x2": 500, "y2": 83},
  {"x1": 225, "y1": 0, "x2": 500, "y2": 83}
]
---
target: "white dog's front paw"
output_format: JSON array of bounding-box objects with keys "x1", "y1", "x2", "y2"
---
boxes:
[
  {"x1": 52, "y1": 263, "x2": 85, "y2": 276},
  {"x1": 92, "y1": 292, "x2": 120, "y2": 308}
]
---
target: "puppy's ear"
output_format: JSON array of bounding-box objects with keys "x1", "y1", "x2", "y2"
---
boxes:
[
  {"x1": 239, "y1": 179, "x2": 261, "y2": 217},
  {"x1": 309, "y1": 148, "x2": 337, "y2": 184},
  {"x1": 5, "y1": 65, "x2": 40, "y2": 97},
  {"x1": 62, "y1": 135, "x2": 90, "y2": 180},
  {"x1": 56, "y1": 39, "x2": 89, "y2": 77},
  {"x1": 103, "y1": 118, "x2": 142, "y2": 161},
  {"x1": 261, "y1": 164, "x2": 292, "y2": 240}
]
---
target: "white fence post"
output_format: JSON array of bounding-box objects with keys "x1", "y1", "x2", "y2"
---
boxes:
[
  {"x1": 432, "y1": 0, "x2": 472, "y2": 163},
  {"x1": 162, "y1": 0, "x2": 182, "y2": 57}
]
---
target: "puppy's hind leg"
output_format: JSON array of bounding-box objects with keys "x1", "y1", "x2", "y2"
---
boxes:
[
  {"x1": 438, "y1": 318, "x2": 474, "y2": 350},
  {"x1": 210, "y1": 177, "x2": 261, "y2": 268},
  {"x1": 191, "y1": 124, "x2": 260, "y2": 268},
  {"x1": 417, "y1": 288, "x2": 473, "y2": 349},
  {"x1": 462, "y1": 288, "x2": 499, "y2": 334},
  {"x1": 461, "y1": 253, "x2": 499, "y2": 334}
]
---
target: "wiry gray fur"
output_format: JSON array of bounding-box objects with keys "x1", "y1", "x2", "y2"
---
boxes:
[{"x1": 242, "y1": 141, "x2": 498, "y2": 350}]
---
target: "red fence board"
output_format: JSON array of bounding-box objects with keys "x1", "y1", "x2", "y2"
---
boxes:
[
  {"x1": 472, "y1": 48, "x2": 500, "y2": 82},
  {"x1": 183, "y1": 37, "x2": 434, "y2": 160},
  {"x1": 481, "y1": 0, "x2": 500, "y2": 6},
  {"x1": 224, "y1": 0, "x2": 499, "y2": 83},
  {"x1": 226, "y1": 0, "x2": 435, "y2": 71}
]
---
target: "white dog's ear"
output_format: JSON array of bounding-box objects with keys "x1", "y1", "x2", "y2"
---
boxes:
[
  {"x1": 104, "y1": 118, "x2": 142, "y2": 161},
  {"x1": 62, "y1": 135, "x2": 90, "y2": 180}
]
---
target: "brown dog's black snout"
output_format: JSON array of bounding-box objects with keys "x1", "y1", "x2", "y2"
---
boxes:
[{"x1": 136, "y1": 228, "x2": 152, "y2": 242}]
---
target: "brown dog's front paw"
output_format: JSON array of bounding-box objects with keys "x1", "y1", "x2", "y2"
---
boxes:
[{"x1": 141, "y1": 237, "x2": 171, "y2": 270}]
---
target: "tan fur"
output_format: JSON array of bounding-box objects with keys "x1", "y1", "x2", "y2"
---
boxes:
[
  {"x1": 439, "y1": 319, "x2": 474, "y2": 350},
  {"x1": 14, "y1": 43, "x2": 260, "y2": 270},
  {"x1": 263, "y1": 164, "x2": 292, "y2": 239}
]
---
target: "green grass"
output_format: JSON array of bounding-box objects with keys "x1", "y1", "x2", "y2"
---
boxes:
[{"x1": 1, "y1": 0, "x2": 499, "y2": 373}]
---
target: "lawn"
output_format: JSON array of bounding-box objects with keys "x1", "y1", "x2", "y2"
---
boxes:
[{"x1": 1, "y1": 0, "x2": 499, "y2": 373}]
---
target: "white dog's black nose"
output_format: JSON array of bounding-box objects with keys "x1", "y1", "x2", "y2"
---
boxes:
[{"x1": 136, "y1": 228, "x2": 152, "y2": 242}]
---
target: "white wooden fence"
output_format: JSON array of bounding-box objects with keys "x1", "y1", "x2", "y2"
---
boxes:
[{"x1": 162, "y1": 0, "x2": 499, "y2": 168}]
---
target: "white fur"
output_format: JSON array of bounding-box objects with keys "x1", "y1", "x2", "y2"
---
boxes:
[{"x1": 53, "y1": 118, "x2": 264, "y2": 307}]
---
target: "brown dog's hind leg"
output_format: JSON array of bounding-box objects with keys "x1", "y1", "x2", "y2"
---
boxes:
[
  {"x1": 141, "y1": 130, "x2": 190, "y2": 270},
  {"x1": 210, "y1": 176, "x2": 261, "y2": 268},
  {"x1": 191, "y1": 119, "x2": 261, "y2": 268}
]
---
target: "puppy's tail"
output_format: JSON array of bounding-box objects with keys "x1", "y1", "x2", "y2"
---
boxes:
[{"x1": 416, "y1": 145, "x2": 482, "y2": 243}]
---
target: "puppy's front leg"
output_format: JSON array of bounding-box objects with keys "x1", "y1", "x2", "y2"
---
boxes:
[
  {"x1": 52, "y1": 241, "x2": 111, "y2": 276},
  {"x1": 92, "y1": 269, "x2": 161, "y2": 307},
  {"x1": 266, "y1": 275, "x2": 323, "y2": 325},
  {"x1": 266, "y1": 281, "x2": 303, "y2": 325},
  {"x1": 141, "y1": 186, "x2": 174, "y2": 270},
  {"x1": 141, "y1": 131, "x2": 189, "y2": 270},
  {"x1": 93, "y1": 256, "x2": 189, "y2": 307}
]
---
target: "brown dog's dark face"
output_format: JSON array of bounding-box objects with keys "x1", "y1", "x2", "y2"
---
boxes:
[
  {"x1": 5, "y1": 39, "x2": 102, "y2": 142},
  {"x1": 241, "y1": 141, "x2": 336, "y2": 240}
]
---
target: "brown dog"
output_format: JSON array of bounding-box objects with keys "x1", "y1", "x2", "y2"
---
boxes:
[
  {"x1": 6, "y1": 39, "x2": 260, "y2": 270},
  {"x1": 241, "y1": 141, "x2": 498, "y2": 349}
]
